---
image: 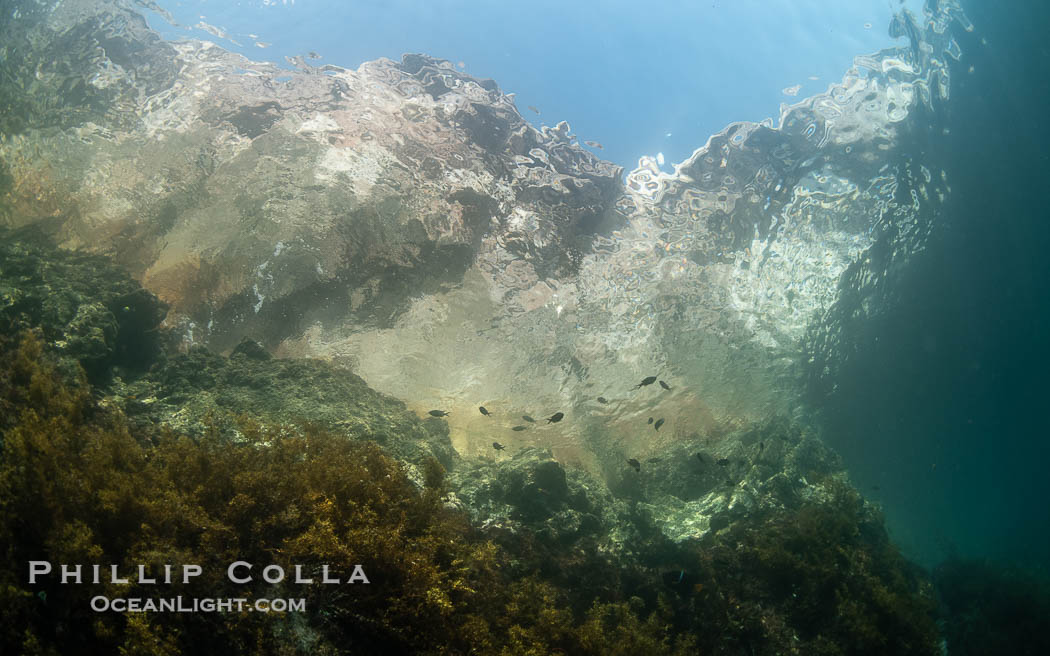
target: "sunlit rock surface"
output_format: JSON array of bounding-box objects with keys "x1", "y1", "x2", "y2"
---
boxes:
[{"x1": 0, "y1": 0, "x2": 967, "y2": 474}]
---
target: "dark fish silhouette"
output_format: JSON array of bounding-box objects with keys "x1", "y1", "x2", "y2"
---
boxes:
[
  {"x1": 716, "y1": 457, "x2": 729, "y2": 467},
  {"x1": 522, "y1": 415, "x2": 535, "y2": 423},
  {"x1": 759, "y1": 441, "x2": 765, "y2": 452},
  {"x1": 492, "y1": 442, "x2": 506, "y2": 451},
  {"x1": 512, "y1": 425, "x2": 528, "y2": 431},
  {"x1": 428, "y1": 410, "x2": 449, "y2": 417},
  {"x1": 695, "y1": 453, "x2": 705, "y2": 463},
  {"x1": 647, "y1": 457, "x2": 662, "y2": 463},
  {"x1": 528, "y1": 105, "x2": 541, "y2": 115},
  {"x1": 647, "y1": 417, "x2": 654, "y2": 425},
  {"x1": 659, "y1": 380, "x2": 672, "y2": 391},
  {"x1": 654, "y1": 418, "x2": 665, "y2": 431},
  {"x1": 597, "y1": 396, "x2": 609, "y2": 404},
  {"x1": 633, "y1": 376, "x2": 658, "y2": 389},
  {"x1": 479, "y1": 406, "x2": 492, "y2": 416},
  {"x1": 546, "y1": 412, "x2": 565, "y2": 424},
  {"x1": 584, "y1": 140, "x2": 603, "y2": 149},
  {"x1": 627, "y1": 458, "x2": 641, "y2": 472}
]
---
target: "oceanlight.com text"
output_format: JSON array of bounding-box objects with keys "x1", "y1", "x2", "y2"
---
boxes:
[{"x1": 90, "y1": 596, "x2": 306, "y2": 613}]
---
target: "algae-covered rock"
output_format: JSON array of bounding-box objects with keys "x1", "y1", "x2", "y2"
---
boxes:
[
  {"x1": 0, "y1": 229, "x2": 942, "y2": 656},
  {"x1": 595, "y1": 417, "x2": 847, "y2": 544},
  {"x1": 0, "y1": 227, "x2": 168, "y2": 381},
  {"x1": 229, "y1": 335, "x2": 272, "y2": 361},
  {"x1": 0, "y1": 230, "x2": 456, "y2": 472},
  {"x1": 451, "y1": 447, "x2": 596, "y2": 529},
  {"x1": 448, "y1": 446, "x2": 678, "y2": 565},
  {"x1": 119, "y1": 343, "x2": 457, "y2": 470}
]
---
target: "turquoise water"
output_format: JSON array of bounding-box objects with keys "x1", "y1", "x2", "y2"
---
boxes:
[{"x1": 818, "y1": 0, "x2": 1050, "y2": 569}]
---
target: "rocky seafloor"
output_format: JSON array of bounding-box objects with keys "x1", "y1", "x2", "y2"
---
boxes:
[
  {"x1": 0, "y1": 227, "x2": 945, "y2": 655},
  {"x1": 3, "y1": 219, "x2": 1047, "y2": 656}
]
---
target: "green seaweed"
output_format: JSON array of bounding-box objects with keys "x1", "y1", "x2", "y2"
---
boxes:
[
  {"x1": 0, "y1": 332, "x2": 698, "y2": 655},
  {"x1": 680, "y1": 479, "x2": 941, "y2": 655},
  {"x1": 0, "y1": 231, "x2": 947, "y2": 654}
]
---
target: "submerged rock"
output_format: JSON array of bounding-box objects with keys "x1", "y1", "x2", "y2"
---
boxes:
[
  {"x1": 0, "y1": 229, "x2": 455, "y2": 473},
  {"x1": 0, "y1": 227, "x2": 168, "y2": 382},
  {"x1": 229, "y1": 336, "x2": 272, "y2": 361},
  {"x1": 0, "y1": 229, "x2": 941, "y2": 656},
  {"x1": 122, "y1": 344, "x2": 457, "y2": 470}
]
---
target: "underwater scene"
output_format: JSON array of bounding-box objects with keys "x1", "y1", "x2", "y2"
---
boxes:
[{"x1": 1, "y1": 0, "x2": 1048, "y2": 653}]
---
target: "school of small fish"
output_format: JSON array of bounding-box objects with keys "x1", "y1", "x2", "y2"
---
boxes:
[
  {"x1": 425, "y1": 372, "x2": 684, "y2": 468},
  {"x1": 424, "y1": 371, "x2": 749, "y2": 594}
]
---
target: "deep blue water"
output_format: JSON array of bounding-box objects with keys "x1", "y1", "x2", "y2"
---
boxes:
[{"x1": 820, "y1": 0, "x2": 1050, "y2": 569}]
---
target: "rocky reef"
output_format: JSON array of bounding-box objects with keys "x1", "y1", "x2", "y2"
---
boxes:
[
  {"x1": 0, "y1": 225, "x2": 945, "y2": 655},
  {"x1": 0, "y1": 227, "x2": 168, "y2": 384}
]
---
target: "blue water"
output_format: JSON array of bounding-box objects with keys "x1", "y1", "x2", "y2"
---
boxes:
[
  {"x1": 821, "y1": 0, "x2": 1050, "y2": 569},
  {"x1": 145, "y1": 0, "x2": 920, "y2": 172}
]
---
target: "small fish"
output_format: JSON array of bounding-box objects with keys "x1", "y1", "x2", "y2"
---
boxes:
[
  {"x1": 661, "y1": 570, "x2": 700, "y2": 591},
  {"x1": 654, "y1": 418, "x2": 665, "y2": 431},
  {"x1": 659, "y1": 380, "x2": 671, "y2": 391},
  {"x1": 512, "y1": 425, "x2": 528, "y2": 431},
  {"x1": 522, "y1": 415, "x2": 536, "y2": 423},
  {"x1": 584, "y1": 140, "x2": 603, "y2": 149},
  {"x1": 597, "y1": 396, "x2": 609, "y2": 404},
  {"x1": 492, "y1": 442, "x2": 505, "y2": 451},
  {"x1": 546, "y1": 412, "x2": 565, "y2": 424},
  {"x1": 627, "y1": 458, "x2": 641, "y2": 472},
  {"x1": 528, "y1": 105, "x2": 541, "y2": 115},
  {"x1": 759, "y1": 441, "x2": 765, "y2": 452},
  {"x1": 716, "y1": 457, "x2": 729, "y2": 467},
  {"x1": 695, "y1": 453, "x2": 705, "y2": 463},
  {"x1": 647, "y1": 457, "x2": 661, "y2": 463},
  {"x1": 647, "y1": 417, "x2": 654, "y2": 425},
  {"x1": 479, "y1": 406, "x2": 492, "y2": 416},
  {"x1": 428, "y1": 410, "x2": 449, "y2": 417},
  {"x1": 307, "y1": 51, "x2": 321, "y2": 59},
  {"x1": 633, "y1": 376, "x2": 658, "y2": 389}
]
